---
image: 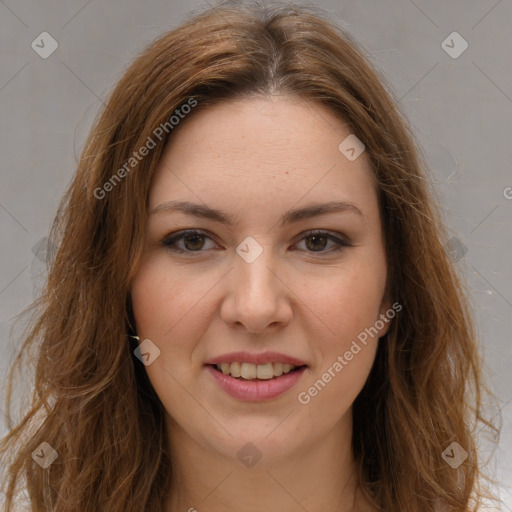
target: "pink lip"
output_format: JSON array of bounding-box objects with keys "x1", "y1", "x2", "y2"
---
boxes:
[
  {"x1": 204, "y1": 351, "x2": 308, "y2": 366},
  {"x1": 206, "y1": 365, "x2": 307, "y2": 401}
]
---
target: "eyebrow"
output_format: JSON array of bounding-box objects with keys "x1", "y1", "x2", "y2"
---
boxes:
[{"x1": 149, "y1": 200, "x2": 364, "y2": 226}]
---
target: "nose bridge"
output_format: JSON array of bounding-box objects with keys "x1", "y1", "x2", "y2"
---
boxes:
[
  {"x1": 221, "y1": 235, "x2": 291, "y2": 332},
  {"x1": 233, "y1": 236, "x2": 278, "y2": 301}
]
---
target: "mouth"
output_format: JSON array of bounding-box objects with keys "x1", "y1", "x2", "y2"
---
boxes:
[
  {"x1": 208, "y1": 362, "x2": 307, "y2": 381},
  {"x1": 205, "y1": 361, "x2": 308, "y2": 401}
]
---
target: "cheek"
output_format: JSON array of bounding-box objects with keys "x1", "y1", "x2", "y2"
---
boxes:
[
  {"x1": 297, "y1": 256, "x2": 386, "y2": 405},
  {"x1": 130, "y1": 255, "x2": 211, "y2": 339},
  {"x1": 129, "y1": 256, "x2": 206, "y2": 406},
  {"x1": 296, "y1": 281, "x2": 382, "y2": 421},
  {"x1": 130, "y1": 255, "x2": 224, "y2": 401},
  {"x1": 310, "y1": 257, "x2": 387, "y2": 343}
]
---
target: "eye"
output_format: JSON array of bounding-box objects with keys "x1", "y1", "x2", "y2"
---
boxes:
[
  {"x1": 162, "y1": 229, "x2": 351, "y2": 255},
  {"x1": 162, "y1": 230, "x2": 217, "y2": 253},
  {"x1": 293, "y1": 230, "x2": 351, "y2": 254}
]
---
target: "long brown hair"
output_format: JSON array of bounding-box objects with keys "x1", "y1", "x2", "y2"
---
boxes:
[{"x1": 0, "y1": 2, "x2": 500, "y2": 510}]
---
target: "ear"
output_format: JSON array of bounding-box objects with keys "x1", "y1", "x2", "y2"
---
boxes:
[
  {"x1": 375, "y1": 301, "x2": 390, "y2": 338},
  {"x1": 376, "y1": 279, "x2": 399, "y2": 338}
]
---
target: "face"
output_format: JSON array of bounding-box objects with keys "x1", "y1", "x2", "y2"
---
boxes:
[{"x1": 130, "y1": 95, "x2": 391, "y2": 466}]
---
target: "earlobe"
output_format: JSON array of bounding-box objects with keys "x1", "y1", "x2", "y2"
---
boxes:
[
  {"x1": 377, "y1": 298, "x2": 401, "y2": 338},
  {"x1": 377, "y1": 298, "x2": 393, "y2": 338}
]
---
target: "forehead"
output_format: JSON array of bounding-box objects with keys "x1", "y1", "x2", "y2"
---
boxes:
[{"x1": 149, "y1": 96, "x2": 378, "y2": 224}]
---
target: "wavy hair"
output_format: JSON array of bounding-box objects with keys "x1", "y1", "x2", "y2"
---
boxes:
[{"x1": 0, "y1": 2, "x2": 499, "y2": 510}]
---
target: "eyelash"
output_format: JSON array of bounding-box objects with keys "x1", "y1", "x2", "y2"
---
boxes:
[{"x1": 161, "y1": 229, "x2": 351, "y2": 256}]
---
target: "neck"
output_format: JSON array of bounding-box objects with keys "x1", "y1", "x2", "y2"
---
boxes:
[{"x1": 163, "y1": 414, "x2": 371, "y2": 512}]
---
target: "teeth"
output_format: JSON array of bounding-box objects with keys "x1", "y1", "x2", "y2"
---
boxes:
[
  {"x1": 256, "y1": 363, "x2": 273, "y2": 379},
  {"x1": 215, "y1": 362, "x2": 298, "y2": 379},
  {"x1": 230, "y1": 362, "x2": 241, "y2": 378},
  {"x1": 273, "y1": 362, "x2": 283, "y2": 376},
  {"x1": 240, "y1": 362, "x2": 257, "y2": 379}
]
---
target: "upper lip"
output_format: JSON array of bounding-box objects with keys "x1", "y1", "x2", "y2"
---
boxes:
[{"x1": 204, "y1": 351, "x2": 308, "y2": 366}]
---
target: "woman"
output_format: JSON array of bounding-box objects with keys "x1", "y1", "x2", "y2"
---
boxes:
[{"x1": 0, "y1": 2, "x2": 499, "y2": 511}]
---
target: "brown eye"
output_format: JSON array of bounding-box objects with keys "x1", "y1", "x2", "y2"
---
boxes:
[
  {"x1": 181, "y1": 233, "x2": 206, "y2": 251},
  {"x1": 162, "y1": 230, "x2": 217, "y2": 253},
  {"x1": 304, "y1": 233, "x2": 329, "y2": 252},
  {"x1": 295, "y1": 230, "x2": 351, "y2": 254}
]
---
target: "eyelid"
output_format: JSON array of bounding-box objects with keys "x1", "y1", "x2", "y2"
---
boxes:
[
  {"x1": 162, "y1": 229, "x2": 219, "y2": 250},
  {"x1": 292, "y1": 229, "x2": 351, "y2": 247},
  {"x1": 162, "y1": 228, "x2": 352, "y2": 255}
]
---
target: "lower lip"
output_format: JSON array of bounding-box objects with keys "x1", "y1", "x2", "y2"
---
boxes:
[{"x1": 206, "y1": 365, "x2": 307, "y2": 401}]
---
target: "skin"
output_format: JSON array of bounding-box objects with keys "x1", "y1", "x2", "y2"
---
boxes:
[{"x1": 130, "y1": 95, "x2": 391, "y2": 512}]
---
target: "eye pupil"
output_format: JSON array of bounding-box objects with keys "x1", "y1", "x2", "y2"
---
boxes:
[
  {"x1": 306, "y1": 234, "x2": 328, "y2": 252},
  {"x1": 184, "y1": 233, "x2": 205, "y2": 251}
]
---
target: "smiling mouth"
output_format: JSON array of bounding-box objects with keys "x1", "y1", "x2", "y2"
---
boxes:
[{"x1": 210, "y1": 362, "x2": 307, "y2": 380}]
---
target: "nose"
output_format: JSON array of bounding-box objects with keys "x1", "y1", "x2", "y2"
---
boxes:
[{"x1": 220, "y1": 246, "x2": 293, "y2": 334}]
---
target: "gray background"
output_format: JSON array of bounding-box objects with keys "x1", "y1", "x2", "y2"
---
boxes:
[{"x1": 1, "y1": 0, "x2": 511, "y2": 508}]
